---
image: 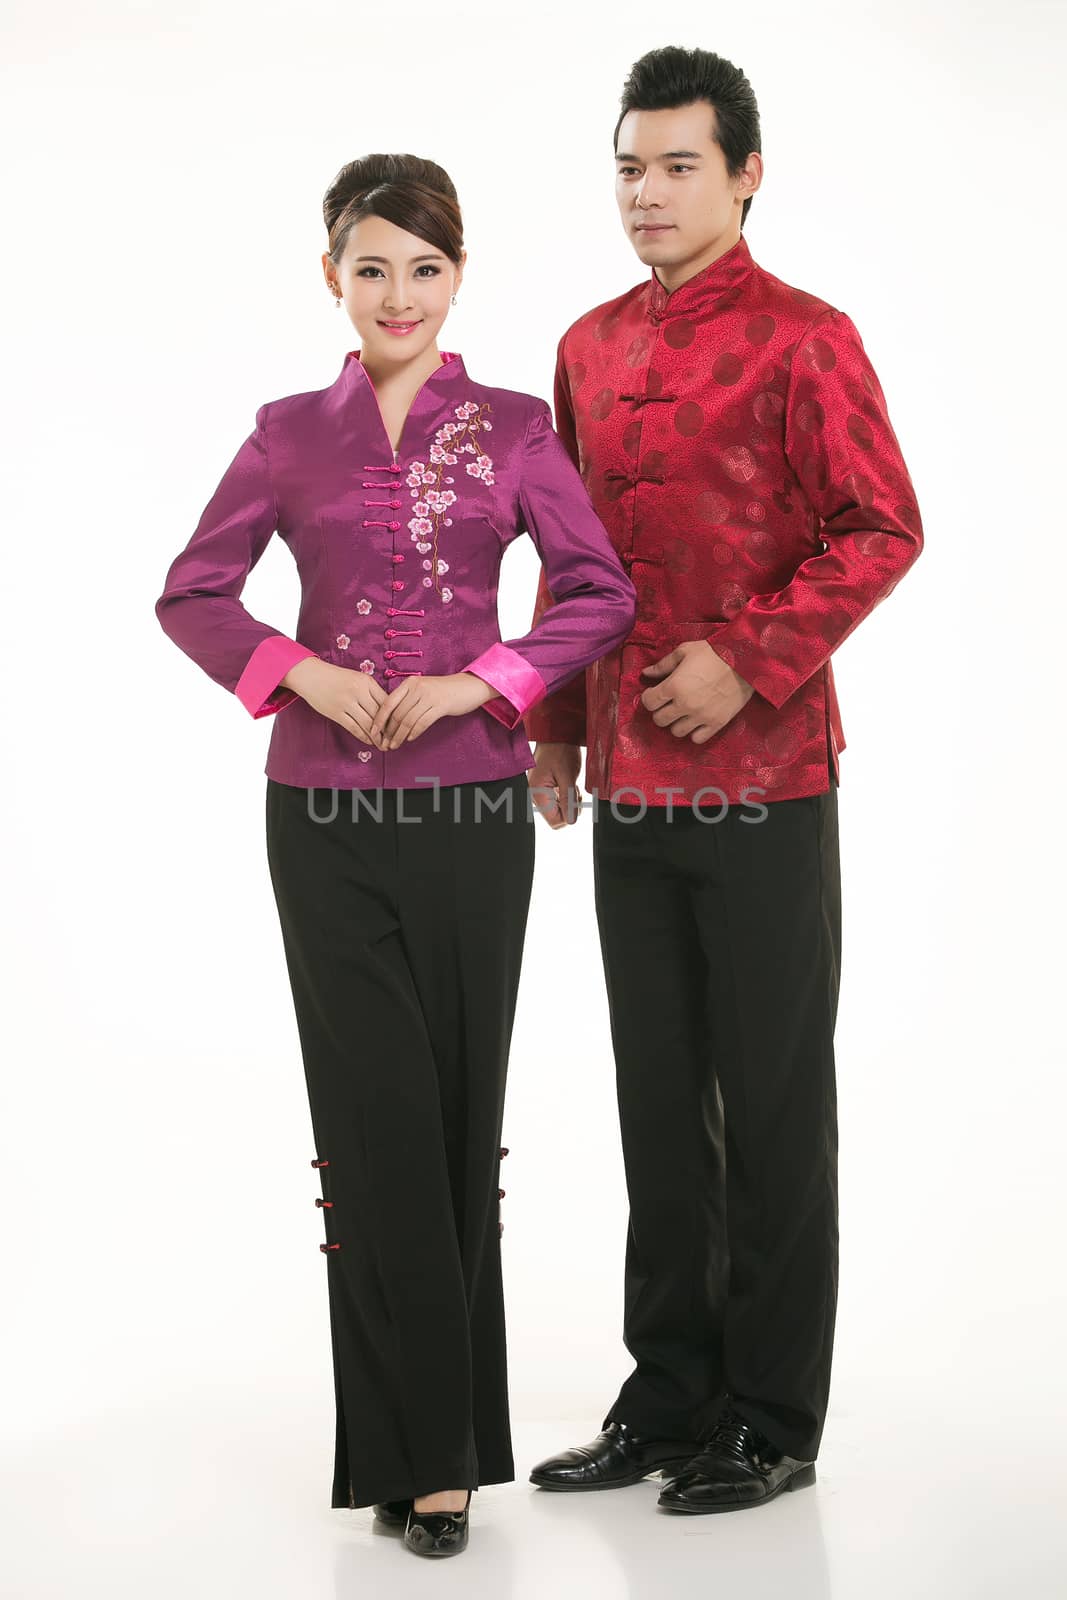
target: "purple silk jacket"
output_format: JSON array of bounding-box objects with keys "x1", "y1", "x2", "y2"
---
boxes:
[{"x1": 155, "y1": 350, "x2": 636, "y2": 788}]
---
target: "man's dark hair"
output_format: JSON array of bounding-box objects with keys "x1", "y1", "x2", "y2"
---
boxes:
[{"x1": 614, "y1": 46, "x2": 761, "y2": 229}]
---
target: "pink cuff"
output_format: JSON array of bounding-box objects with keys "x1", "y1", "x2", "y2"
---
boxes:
[
  {"x1": 463, "y1": 644, "x2": 547, "y2": 731},
  {"x1": 235, "y1": 635, "x2": 318, "y2": 719}
]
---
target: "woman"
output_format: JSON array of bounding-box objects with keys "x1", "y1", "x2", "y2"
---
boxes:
[{"x1": 154, "y1": 152, "x2": 636, "y2": 1560}]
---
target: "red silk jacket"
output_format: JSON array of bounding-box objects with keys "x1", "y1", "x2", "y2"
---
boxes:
[{"x1": 522, "y1": 233, "x2": 924, "y2": 804}]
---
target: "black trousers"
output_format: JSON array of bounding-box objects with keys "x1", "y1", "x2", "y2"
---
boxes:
[
  {"x1": 592, "y1": 781, "x2": 841, "y2": 1462},
  {"x1": 264, "y1": 773, "x2": 535, "y2": 1508}
]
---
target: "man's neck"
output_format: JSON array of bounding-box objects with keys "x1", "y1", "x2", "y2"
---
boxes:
[{"x1": 652, "y1": 229, "x2": 742, "y2": 296}]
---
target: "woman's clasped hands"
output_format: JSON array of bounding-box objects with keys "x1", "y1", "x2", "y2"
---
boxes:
[
  {"x1": 287, "y1": 658, "x2": 498, "y2": 750},
  {"x1": 367, "y1": 670, "x2": 498, "y2": 750}
]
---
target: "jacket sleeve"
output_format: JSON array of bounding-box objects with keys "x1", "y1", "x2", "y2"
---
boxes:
[
  {"x1": 154, "y1": 403, "x2": 318, "y2": 718},
  {"x1": 462, "y1": 390, "x2": 636, "y2": 731},
  {"x1": 516, "y1": 336, "x2": 594, "y2": 744},
  {"x1": 706, "y1": 307, "x2": 924, "y2": 709}
]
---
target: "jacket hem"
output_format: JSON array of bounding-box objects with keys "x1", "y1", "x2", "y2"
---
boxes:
[
  {"x1": 584, "y1": 759, "x2": 838, "y2": 808},
  {"x1": 263, "y1": 753, "x2": 536, "y2": 790}
]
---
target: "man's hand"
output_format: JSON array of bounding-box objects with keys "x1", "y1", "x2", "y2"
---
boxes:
[
  {"x1": 528, "y1": 742, "x2": 582, "y2": 830},
  {"x1": 640, "y1": 640, "x2": 754, "y2": 742}
]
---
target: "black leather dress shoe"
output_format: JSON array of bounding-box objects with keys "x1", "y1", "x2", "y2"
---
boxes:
[
  {"x1": 529, "y1": 1420, "x2": 702, "y2": 1491},
  {"x1": 404, "y1": 1490, "x2": 471, "y2": 1557},
  {"x1": 372, "y1": 1499, "x2": 411, "y2": 1526},
  {"x1": 658, "y1": 1404, "x2": 816, "y2": 1513}
]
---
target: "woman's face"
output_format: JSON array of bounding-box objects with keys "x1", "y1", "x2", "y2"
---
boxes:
[{"x1": 325, "y1": 214, "x2": 464, "y2": 368}]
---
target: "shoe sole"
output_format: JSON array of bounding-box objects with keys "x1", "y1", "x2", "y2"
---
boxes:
[
  {"x1": 658, "y1": 1461, "x2": 816, "y2": 1513},
  {"x1": 530, "y1": 1455, "x2": 699, "y2": 1492}
]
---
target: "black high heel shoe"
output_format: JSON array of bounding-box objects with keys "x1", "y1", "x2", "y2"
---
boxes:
[
  {"x1": 404, "y1": 1489, "x2": 472, "y2": 1557},
  {"x1": 372, "y1": 1499, "x2": 411, "y2": 1527}
]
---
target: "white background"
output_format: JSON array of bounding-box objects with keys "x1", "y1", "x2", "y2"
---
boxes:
[{"x1": 3, "y1": 0, "x2": 1065, "y2": 1595}]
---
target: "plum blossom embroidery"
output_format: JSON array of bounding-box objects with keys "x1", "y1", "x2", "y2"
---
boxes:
[
  {"x1": 359, "y1": 659, "x2": 376, "y2": 674},
  {"x1": 406, "y1": 399, "x2": 493, "y2": 602},
  {"x1": 336, "y1": 633, "x2": 350, "y2": 649},
  {"x1": 355, "y1": 598, "x2": 372, "y2": 615}
]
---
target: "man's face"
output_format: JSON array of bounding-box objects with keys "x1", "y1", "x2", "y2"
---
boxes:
[{"x1": 614, "y1": 102, "x2": 758, "y2": 282}]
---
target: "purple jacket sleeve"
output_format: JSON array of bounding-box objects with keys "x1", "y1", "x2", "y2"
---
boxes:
[
  {"x1": 521, "y1": 334, "x2": 590, "y2": 744},
  {"x1": 154, "y1": 404, "x2": 318, "y2": 718},
  {"x1": 462, "y1": 402, "x2": 636, "y2": 729}
]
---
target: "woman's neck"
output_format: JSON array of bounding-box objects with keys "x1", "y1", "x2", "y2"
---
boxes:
[{"x1": 358, "y1": 342, "x2": 444, "y2": 398}]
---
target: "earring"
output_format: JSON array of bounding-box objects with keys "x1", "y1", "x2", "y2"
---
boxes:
[{"x1": 451, "y1": 294, "x2": 457, "y2": 305}]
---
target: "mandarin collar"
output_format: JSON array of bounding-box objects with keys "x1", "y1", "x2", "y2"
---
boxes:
[
  {"x1": 647, "y1": 234, "x2": 754, "y2": 321},
  {"x1": 328, "y1": 348, "x2": 471, "y2": 468},
  {"x1": 340, "y1": 346, "x2": 468, "y2": 396}
]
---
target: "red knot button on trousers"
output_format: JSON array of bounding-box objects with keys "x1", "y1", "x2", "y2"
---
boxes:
[{"x1": 265, "y1": 773, "x2": 535, "y2": 1508}]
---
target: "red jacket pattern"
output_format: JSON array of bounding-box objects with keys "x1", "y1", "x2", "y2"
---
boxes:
[{"x1": 523, "y1": 233, "x2": 924, "y2": 805}]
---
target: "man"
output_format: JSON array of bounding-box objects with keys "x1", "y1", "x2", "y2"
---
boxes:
[{"x1": 524, "y1": 45, "x2": 923, "y2": 1513}]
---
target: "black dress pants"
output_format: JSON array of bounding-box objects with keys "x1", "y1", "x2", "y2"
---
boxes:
[
  {"x1": 592, "y1": 781, "x2": 841, "y2": 1463},
  {"x1": 264, "y1": 773, "x2": 535, "y2": 1508}
]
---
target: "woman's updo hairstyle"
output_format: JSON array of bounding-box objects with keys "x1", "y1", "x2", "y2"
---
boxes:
[{"x1": 323, "y1": 153, "x2": 464, "y2": 267}]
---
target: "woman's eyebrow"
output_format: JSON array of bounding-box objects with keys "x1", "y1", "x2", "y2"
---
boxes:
[{"x1": 353, "y1": 253, "x2": 445, "y2": 263}]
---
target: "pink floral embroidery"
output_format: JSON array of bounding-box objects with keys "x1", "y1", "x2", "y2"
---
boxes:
[
  {"x1": 355, "y1": 599, "x2": 372, "y2": 615},
  {"x1": 359, "y1": 659, "x2": 375, "y2": 673},
  {"x1": 358, "y1": 750, "x2": 372, "y2": 763},
  {"x1": 336, "y1": 633, "x2": 350, "y2": 649},
  {"x1": 405, "y1": 398, "x2": 493, "y2": 603}
]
